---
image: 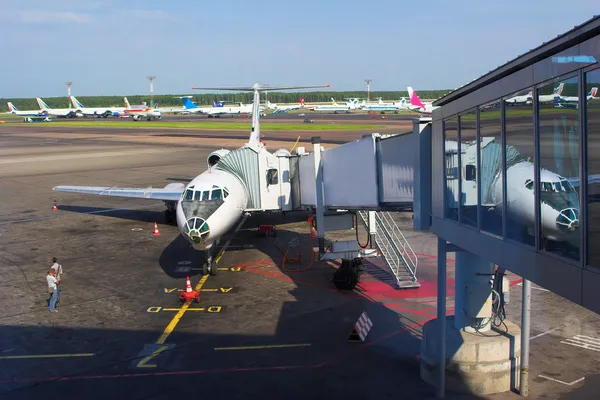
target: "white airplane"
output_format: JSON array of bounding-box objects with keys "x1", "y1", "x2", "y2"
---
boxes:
[
  {"x1": 312, "y1": 98, "x2": 360, "y2": 113},
  {"x1": 53, "y1": 82, "x2": 330, "y2": 275},
  {"x1": 6, "y1": 102, "x2": 48, "y2": 117},
  {"x1": 267, "y1": 98, "x2": 305, "y2": 114},
  {"x1": 504, "y1": 83, "x2": 565, "y2": 106},
  {"x1": 70, "y1": 96, "x2": 125, "y2": 117},
  {"x1": 37, "y1": 98, "x2": 82, "y2": 118},
  {"x1": 554, "y1": 87, "x2": 598, "y2": 106},
  {"x1": 123, "y1": 97, "x2": 162, "y2": 120},
  {"x1": 361, "y1": 97, "x2": 405, "y2": 113},
  {"x1": 450, "y1": 137, "x2": 600, "y2": 247},
  {"x1": 403, "y1": 87, "x2": 439, "y2": 115}
]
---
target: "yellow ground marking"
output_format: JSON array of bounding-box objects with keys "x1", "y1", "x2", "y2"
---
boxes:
[
  {"x1": 213, "y1": 344, "x2": 312, "y2": 351},
  {"x1": 155, "y1": 274, "x2": 209, "y2": 345},
  {"x1": 136, "y1": 345, "x2": 168, "y2": 368},
  {"x1": 162, "y1": 308, "x2": 205, "y2": 311},
  {"x1": 0, "y1": 353, "x2": 95, "y2": 360}
]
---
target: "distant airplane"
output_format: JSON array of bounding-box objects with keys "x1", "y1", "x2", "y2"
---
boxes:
[
  {"x1": 6, "y1": 102, "x2": 47, "y2": 117},
  {"x1": 267, "y1": 98, "x2": 304, "y2": 114},
  {"x1": 70, "y1": 96, "x2": 124, "y2": 117},
  {"x1": 361, "y1": 97, "x2": 405, "y2": 113},
  {"x1": 36, "y1": 98, "x2": 81, "y2": 118},
  {"x1": 180, "y1": 97, "x2": 263, "y2": 117},
  {"x1": 555, "y1": 87, "x2": 598, "y2": 106},
  {"x1": 53, "y1": 82, "x2": 330, "y2": 276},
  {"x1": 403, "y1": 87, "x2": 439, "y2": 115},
  {"x1": 123, "y1": 97, "x2": 162, "y2": 121},
  {"x1": 312, "y1": 97, "x2": 360, "y2": 113}
]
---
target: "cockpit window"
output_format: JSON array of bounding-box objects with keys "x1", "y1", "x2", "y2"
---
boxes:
[
  {"x1": 223, "y1": 188, "x2": 229, "y2": 199},
  {"x1": 194, "y1": 191, "x2": 202, "y2": 201},
  {"x1": 184, "y1": 185, "x2": 195, "y2": 200},
  {"x1": 211, "y1": 189, "x2": 223, "y2": 200},
  {"x1": 525, "y1": 179, "x2": 533, "y2": 190},
  {"x1": 202, "y1": 191, "x2": 210, "y2": 201},
  {"x1": 540, "y1": 180, "x2": 576, "y2": 193}
]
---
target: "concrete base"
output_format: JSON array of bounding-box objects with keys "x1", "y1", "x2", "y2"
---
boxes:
[{"x1": 420, "y1": 316, "x2": 521, "y2": 395}]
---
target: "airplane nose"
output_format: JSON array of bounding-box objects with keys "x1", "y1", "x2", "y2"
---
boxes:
[
  {"x1": 183, "y1": 217, "x2": 210, "y2": 244},
  {"x1": 556, "y1": 208, "x2": 579, "y2": 232}
]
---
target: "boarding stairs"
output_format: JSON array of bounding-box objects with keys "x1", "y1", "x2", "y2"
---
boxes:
[{"x1": 357, "y1": 211, "x2": 420, "y2": 289}]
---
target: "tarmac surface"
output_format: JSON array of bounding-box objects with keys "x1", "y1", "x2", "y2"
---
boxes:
[{"x1": 0, "y1": 125, "x2": 599, "y2": 399}]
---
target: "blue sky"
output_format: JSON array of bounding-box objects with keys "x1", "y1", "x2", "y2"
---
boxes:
[{"x1": 1, "y1": 0, "x2": 598, "y2": 98}]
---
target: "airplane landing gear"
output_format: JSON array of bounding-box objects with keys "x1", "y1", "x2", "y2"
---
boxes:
[
  {"x1": 204, "y1": 250, "x2": 217, "y2": 276},
  {"x1": 164, "y1": 202, "x2": 177, "y2": 226},
  {"x1": 332, "y1": 258, "x2": 365, "y2": 290}
]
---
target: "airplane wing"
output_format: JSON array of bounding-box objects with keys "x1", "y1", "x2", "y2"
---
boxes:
[{"x1": 53, "y1": 183, "x2": 185, "y2": 202}]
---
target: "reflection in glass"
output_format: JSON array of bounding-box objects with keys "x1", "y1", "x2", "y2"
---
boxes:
[
  {"x1": 478, "y1": 100, "x2": 503, "y2": 236},
  {"x1": 444, "y1": 117, "x2": 459, "y2": 221},
  {"x1": 505, "y1": 88, "x2": 535, "y2": 246},
  {"x1": 586, "y1": 68, "x2": 600, "y2": 268},
  {"x1": 539, "y1": 76, "x2": 580, "y2": 260},
  {"x1": 459, "y1": 110, "x2": 477, "y2": 227}
]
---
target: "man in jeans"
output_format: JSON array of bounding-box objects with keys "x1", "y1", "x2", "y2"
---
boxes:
[
  {"x1": 47, "y1": 269, "x2": 59, "y2": 313},
  {"x1": 50, "y1": 257, "x2": 63, "y2": 305}
]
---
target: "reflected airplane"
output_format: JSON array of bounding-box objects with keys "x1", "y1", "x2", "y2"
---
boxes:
[
  {"x1": 452, "y1": 137, "x2": 600, "y2": 247},
  {"x1": 53, "y1": 82, "x2": 330, "y2": 275}
]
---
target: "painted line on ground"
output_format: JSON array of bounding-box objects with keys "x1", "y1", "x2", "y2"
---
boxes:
[
  {"x1": 0, "y1": 353, "x2": 94, "y2": 360},
  {"x1": 214, "y1": 344, "x2": 312, "y2": 351},
  {"x1": 538, "y1": 375, "x2": 585, "y2": 386},
  {"x1": 155, "y1": 274, "x2": 209, "y2": 345},
  {"x1": 515, "y1": 282, "x2": 549, "y2": 291},
  {"x1": 531, "y1": 327, "x2": 562, "y2": 340}
]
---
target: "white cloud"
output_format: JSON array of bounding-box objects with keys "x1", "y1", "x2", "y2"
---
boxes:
[{"x1": 17, "y1": 11, "x2": 92, "y2": 24}]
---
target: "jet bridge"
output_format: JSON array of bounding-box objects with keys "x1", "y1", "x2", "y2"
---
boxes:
[{"x1": 286, "y1": 119, "x2": 432, "y2": 289}]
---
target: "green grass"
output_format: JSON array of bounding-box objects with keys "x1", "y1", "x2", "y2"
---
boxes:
[{"x1": 26, "y1": 120, "x2": 385, "y2": 131}]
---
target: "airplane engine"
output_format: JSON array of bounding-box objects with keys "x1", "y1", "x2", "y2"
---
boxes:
[{"x1": 207, "y1": 149, "x2": 230, "y2": 168}]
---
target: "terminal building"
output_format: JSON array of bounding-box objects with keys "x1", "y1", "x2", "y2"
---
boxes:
[{"x1": 430, "y1": 15, "x2": 600, "y2": 315}]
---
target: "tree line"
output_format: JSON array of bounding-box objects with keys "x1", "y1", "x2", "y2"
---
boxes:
[{"x1": 1, "y1": 89, "x2": 452, "y2": 109}]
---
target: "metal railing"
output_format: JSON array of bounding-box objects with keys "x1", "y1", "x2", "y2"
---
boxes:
[{"x1": 358, "y1": 211, "x2": 418, "y2": 284}]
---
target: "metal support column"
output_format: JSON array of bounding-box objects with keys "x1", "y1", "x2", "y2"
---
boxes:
[
  {"x1": 312, "y1": 136, "x2": 325, "y2": 254},
  {"x1": 520, "y1": 278, "x2": 531, "y2": 397},
  {"x1": 436, "y1": 237, "x2": 447, "y2": 398},
  {"x1": 368, "y1": 210, "x2": 376, "y2": 248}
]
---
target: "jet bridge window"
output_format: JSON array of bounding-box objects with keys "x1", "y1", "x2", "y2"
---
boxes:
[
  {"x1": 267, "y1": 169, "x2": 279, "y2": 185},
  {"x1": 465, "y1": 165, "x2": 476, "y2": 181}
]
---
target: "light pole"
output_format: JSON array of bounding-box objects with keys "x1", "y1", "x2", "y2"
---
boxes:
[
  {"x1": 365, "y1": 79, "x2": 372, "y2": 105},
  {"x1": 147, "y1": 76, "x2": 156, "y2": 107},
  {"x1": 65, "y1": 81, "x2": 73, "y2": 108}
]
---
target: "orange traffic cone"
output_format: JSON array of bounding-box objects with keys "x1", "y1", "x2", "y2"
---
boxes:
[
  {"x1": 179, "y1": 276, "x2": 200, "y2": 303},
  {"x1": 153, "y1": 222, "x2": 160, "y2": 236},
  {"x1": 52, "y1": 200, "x2": 58, "y2": 211}
]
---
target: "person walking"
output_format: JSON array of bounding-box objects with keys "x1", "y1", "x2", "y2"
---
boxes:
[{"x1": 47, "y1": 269, "x2": 59, "y2": 313}]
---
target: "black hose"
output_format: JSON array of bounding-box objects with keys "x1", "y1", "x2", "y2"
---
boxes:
[{"x1": 355, "y1": 213, "x2": 370, "y2": 249}]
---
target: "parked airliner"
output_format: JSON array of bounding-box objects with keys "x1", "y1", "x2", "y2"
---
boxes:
[
  {"x1": 37, "y1": 98, "x2": 81, "y2": 118},
  {"x1": 53, "y1": 83, "x2": 330, "y2": 275}
]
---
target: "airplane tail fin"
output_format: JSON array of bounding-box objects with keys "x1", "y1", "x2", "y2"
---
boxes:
[
  {"x1": 407, "y1": 87, "x2": 426, "y2": 109},
  {"x1": 330, "y1": 97, "x2": 336, "y2": 105},
  {"x1": 70, "y1": 96, "x2": 85, "y2": 109},
  {"x1": 554, "y1": 82, "x2": 565, "y2": 95},
  {"x1": 590, "y1": 87, "x2": 598, "y2": 97},
  {"x1": 37, "y1": 97, "x2": 51, "y2": 110},
  {"x1": 182, "y1": 97, "x2": 198, "y2": 109},
  {"x1": 7, "y1": 102, "x2": 17, "y2": 113},
  {"x1": 124, "y1": 97, "x2": 131, "y2": 109},
  {"x1": 300, "y1": 98, "x2": 305, "y2": 106}
]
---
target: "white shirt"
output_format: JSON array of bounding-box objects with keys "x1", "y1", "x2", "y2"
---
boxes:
[
  {"x1": 47, "y1": 275, "x2": 57, "y2": 291},
  {"x1": 51, "y1": 263, "x2": 63, "y2": 278}
]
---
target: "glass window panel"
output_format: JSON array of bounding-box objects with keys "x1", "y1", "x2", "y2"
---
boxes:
[
  {"x1": 459, "y1": 111, "x2": 477, "y2": 227},
  {"x1": 223, "y1": 188, "x2": 229, "y2": 198},
  {"x1": 444, "y1": 117, "x2": 459, "y2": 221},
  {"x1": 202, "y1": 191, "x2": 210, "y2": 201},
  {"x1": 538, "y1": 76, "x2": 580, "y2": 261},
  {"x1": 586, "y1": 68, "x2": 600, "y2": 268},
  {"x1": 185, "y1": 189, "x2": 194, "y2": 201},
  {"x1": 478, "y1": 100, "x2": 503, "y2": 237},
  {"x1": 211, "y1": 189, "x2": 223, "y2": 200},
  {"x1": 505, "y1": 88, "x2": 535, "y2": 246},
  {"x1": 194, "y1": 191, "x2": 201, "y2": 201}
]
